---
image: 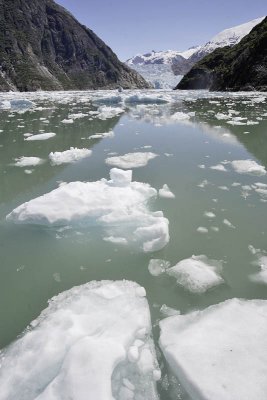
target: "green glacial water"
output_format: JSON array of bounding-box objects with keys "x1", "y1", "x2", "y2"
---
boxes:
[{"x1": 0, "y1": 90, "x2": 267, "y2": 399}]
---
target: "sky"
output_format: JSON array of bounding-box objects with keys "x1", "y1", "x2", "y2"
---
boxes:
[{"x1": 57, "y1": 0, "x2": 266, "y2": 61}]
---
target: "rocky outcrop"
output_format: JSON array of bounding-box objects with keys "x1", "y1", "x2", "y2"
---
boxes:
[
  {"x1": 176, "y1": 17, "x2": 267, "y2": 91},
  {"x1": 0, "y1": 0, "x2": 149, "y2": 91}
]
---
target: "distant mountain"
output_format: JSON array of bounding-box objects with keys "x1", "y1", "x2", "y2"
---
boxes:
[
  {"x1": 176, "y1": 17, "x2": 267, "y2": 91},
  {"x1": 0, "y1": 0, "x2": 149, "y2": 91},
  {"x1": 189, "y1": 17, "x2": 265, "y2": 63},
  {"x1": 126, "y1": 17, "x2": 264, "y2": 89}
]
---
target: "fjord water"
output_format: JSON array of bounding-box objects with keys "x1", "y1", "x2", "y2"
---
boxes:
[{"x1": 0, "y1": 90, "x2": 267, "y2": 399}]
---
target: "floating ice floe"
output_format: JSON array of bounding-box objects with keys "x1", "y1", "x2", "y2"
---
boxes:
[
  {"x1": 97, "y1": 106, "x2": 125, "y2": 120},
  {"x1": 89, "y1": 131, "x2": 114, "y2": 139},
  {"x1": 159, "y1": 184, "x2": 175, "y2": 199},
  {"x1": 159, "y1": 298, "x2": 267, "y2": 400},
  {"x1": 105, "y1": 152, "x2": 158, "y2": 169},
  {"x1": 250, "y1": 255, "x2": 267, "y2": 284},
  {"x1": 210, "y1": 164, "x2": 227, "y2": 172},
  {"x1": 223, "y1": 219, "x2": 236, "y2": 229},
  {"x1": 49, "y1": 148, "x2": 92, "y2": 165},
  {"x1": 197, "y1": 227, "x2": 208, "y2": 234},
  {"x1": 230, "y1": 160, "x2": 266, "y2": 176},
  {"x1": 61, "y1": 118, "x2": 74, "y2": 124},
  {"x1": 14, "y1": 157, "x2": 43, "y2": 167},
  {"x1": 148, "y1": 259, "x2": 171, "y2": 276},
  {"x1": 25, "y1": 132, "x2": 56, "y2": 141},
  {"x1": 124, "y1": 93, "x2": 169, "y2": 105},
  {"x1": 0, "y1": 99, "x2": 35, "y2": 111},
  {"x1": 0, "y1": 280, "x2": 160, "y2": 400},
  {"x1": 166, "y1": 255, "x2": 224, "y2": 293},
  {"x1": 6, "y1": 168, "x2": 169, "y2": 252},
  {"x1": 204, "y1": 211, "x2": 216, "y2": 218}
]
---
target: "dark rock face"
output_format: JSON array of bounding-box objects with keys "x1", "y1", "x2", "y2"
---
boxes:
[
  {"x1": 0, "y1": 0, "x2": 149, "y2": 91},
  {"x1": 176, "y1": 17, "x2": 267, "y2": 91}
]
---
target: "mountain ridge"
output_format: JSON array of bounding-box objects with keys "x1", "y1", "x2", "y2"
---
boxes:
[
  {"x1": 176, "y1": 17, "x2": 267, "y2": 91},
  {"x1": 0, "y1": 0, "x2": 149, "y2": 91}
]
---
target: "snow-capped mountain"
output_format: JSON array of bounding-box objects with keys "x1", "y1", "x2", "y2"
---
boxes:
[
  {"x1": 126, "y1": 47, "x2": 201, "y2": 66},
  {"x1": 126, "y1": 16, "x2": 264, "y2": 89},
  {"x1": 190, "y1": 16, "x2": 265, "y2": 62}
]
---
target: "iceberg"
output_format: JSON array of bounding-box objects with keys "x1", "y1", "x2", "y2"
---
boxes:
[
  {"x1": 105, "y1": 152, "x2": 158, "y2": 169},
  {"x1": 166, "y1": 255, "x2": 224, "y2": 293},
  {"x1": 159, "y1": 298, "x2": 267, "y2": 400},
  {"x1": 0, "y1": 280, "x2": 160, "y2": 400},
  {"x1": 14, "y1": 157, "x2": 43, "y2": 167},
  {"x1": 49, "y1": 148, "x2": 92, "y2": 165},
  {"x1": 6, "y1": 168, "x2": 169, "y2": 252}
]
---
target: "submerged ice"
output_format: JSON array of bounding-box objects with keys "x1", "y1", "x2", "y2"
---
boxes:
[
  {"x1": 0, "y1": 280, "x2": 160, "y2": 400},
  {"x1": 6, "y1": 168, "x2": 169, "y2": 252}
]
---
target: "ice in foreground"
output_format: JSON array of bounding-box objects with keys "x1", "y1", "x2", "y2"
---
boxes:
[
  {"x1": 0, "y1": 280, "x2": 160, "y2": 400},
  {"x1": 166, "y1": 255, "x2": 224, "y2": 293},
  {"x1": 159, "y1": 298, "x2": 267, "y2": 400},
  {"x1": 49, "y1": 147, "x2": 92, "y2": 165},
  {"x1": 24, "y1": 132, "x2": 56, "y2": 141},
  {"x1": 6, "y1": 168, "x2": 169, "y2": 252}
]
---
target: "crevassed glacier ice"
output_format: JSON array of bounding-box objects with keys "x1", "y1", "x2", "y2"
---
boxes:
[
  {"x1": 49, "y1": 148, "x2": 92, "y2": 165},
  {"x1": 0, "y1": 280, "x2": 160, "y2": 400},
  {"x1": 159, "y1": 298, "x2": 267, "y2": 400},
  {"x1": 167, "y1": 255, "x2": 224, "y2": 293},
  {"x1": 105, "y1": 152, "x2": 158, "y2": 169},
  {"x1": 6, "y1": 168, "x2": 169, "y2": 252}
]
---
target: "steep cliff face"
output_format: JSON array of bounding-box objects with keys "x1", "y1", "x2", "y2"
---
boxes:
[
  {"x1": 0, "y1": 0, "x2": 149, "y2": 91},
  {"x1": 176, "y1": 17, "x2": 267, "y2": 91}
]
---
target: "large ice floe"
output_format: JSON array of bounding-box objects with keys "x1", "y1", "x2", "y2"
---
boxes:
[
  {"x1": 166, "y1": 255, "x2": 224, "y2": 293},
  {"x1": 230, "y1": 159, "x2": 266, "y2": 175},
  {"x1": 6, "y1": 168, "x2": 169, "y2": 252},
  {"x1": 105, "y1": 152, "x2": 158, "y2": 169},
  {"x1": 0, "y1": 280, "x2": 160, "y2": 400},
  {"x1": 49, "y1": 148, "x2": 92, "y2": 165},
  {"x1": 159, "y1": 298, "x2": 267, "y2": 400}
]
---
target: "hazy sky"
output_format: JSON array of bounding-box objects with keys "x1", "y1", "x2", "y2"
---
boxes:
[{"x1": 57, "y1": 0, "x2": 266, "y2": 60}]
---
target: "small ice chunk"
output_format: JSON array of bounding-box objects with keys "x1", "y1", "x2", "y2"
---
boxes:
[
  {"x1": 159, "y1": 184, "x2": 175, "y2": 199},
  {"x1": 14, "y1": 157, "x2": 43, "y2": 167},
  {"x1": 89, "y1": 131, "x2": 114, "y2": 139},
  {"x1": 61, "y1": 118, "x2": 74, "y2": 124},
  {"x1": 250, "y1": 256, "x2": 267, "y2": 284},
  {"x1": 148, "y1": 259, "x2": 171, "y2": 276},
  {"x1": 167, "y1": 255, "x2": 224, "y2": 293},
  {"x1": 106, "y1": 152, "x2": 158, "y2": 169},
  {"x1": 49, "y1": 148, "x2": 92, "y2": 165},
  {"x1": 204, "y1": 211, "x2": 216, "y2": 218},
  {"x1": 25, "y1": 132, "x2": 56, "y2": 141},
  {"x1": 103, "y1": 236, "x2": 128, "y2": 245},
  {"x1": 197, "y1": 227, "x2": 208, "y2": 234},
  {"x1": 223, "y1": 219, "x2": 236, "y2": 229},
  {"x1": 210, "y1": 164, "x2": 227, "y2": 172},
  {"x1": 159, "y1": 298, "x2": 267, "y2": 400}
]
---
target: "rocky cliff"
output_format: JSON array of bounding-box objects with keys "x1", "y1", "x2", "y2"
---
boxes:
[
  {"x1": 176, "y1": 17, "x2": 267, "y2": 91},
  {"x1": 0, "y1": 0, "x2": 149, "y2": 91}
]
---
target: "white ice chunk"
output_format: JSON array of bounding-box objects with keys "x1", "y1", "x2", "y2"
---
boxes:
[
  {"x1": 230, "y1": 160, "x2": 266, "y2": 175},
  {"x1": 167, "y1": 255, "x2": 224, "y2": 293},
  {"x1": 14, "y1": 157, "x2": 43, "y2": 167},
  {"x1": 250, "y1": 256, "x2": 267, "y2": 284},
  {"x1": 210, "y1": 164, "x2": 227, "y2": 172},
  {"x1": 25, "y1": 132, "x2": 56, "y2": 141},
  {"x1": 49, "y1": 148, "x2": 92, "y2": 165},
  {"x1": 0, "y1": 280, "x2": 159, "y2": 400},
  {"x1": 89, "y1": 131, "x2": 114, "y2": 139},
  {"x1": 106, "y1": 152, "x2": 158, "y2": 169},
  {"x1": 159, "y1": 184, "x2": 175, "y2": 199},
  {"x1": 6, "y1": 168, "x2": 169, "y2": 252},
  {"x1": 148, "y1": 259, "x2": 171, "y2": 276},
  {"x1": 159, "y1": 298, "x2": 267, "y2": 400}
]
